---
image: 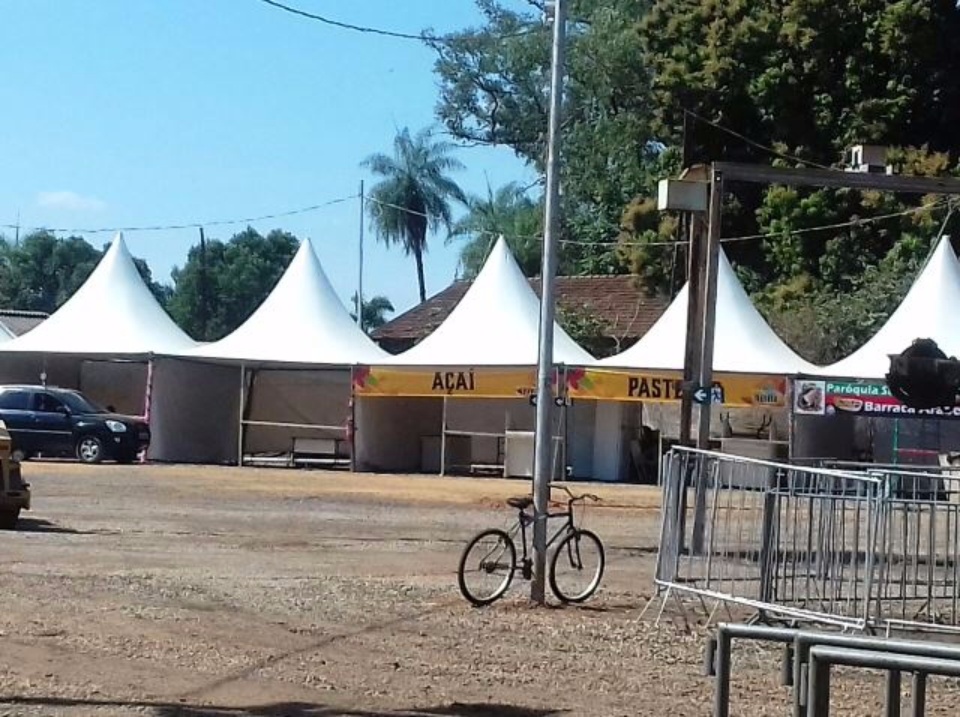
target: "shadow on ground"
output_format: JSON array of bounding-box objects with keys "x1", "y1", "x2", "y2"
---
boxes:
[
  {"x1": 14, "y1": 517, "x2": 88, "y2": 534},
  {"x1": 0, "y1": 697, "x2": 564, "y2": 717}
]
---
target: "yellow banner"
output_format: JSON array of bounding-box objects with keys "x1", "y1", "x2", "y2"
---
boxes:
[
  {"x1": 353, "y1": 366, "x2": 558, "y2": 399},
  {"x1": 565, "y1": 368, "x2": 787, "y2": 408}
]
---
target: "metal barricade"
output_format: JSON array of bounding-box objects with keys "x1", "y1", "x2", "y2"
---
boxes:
[
  {"x1": 870, "y1": 466, "x2": 960, "y2": 632},
  {"x1": 656, "y1": 446, "x2": 885, "y2": 629}
]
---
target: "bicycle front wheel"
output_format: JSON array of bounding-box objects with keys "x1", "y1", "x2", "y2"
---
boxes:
[
  {"x1": 457, "y1": 528, "x2": 517, "y2": 606},
  {"x1": 549, "y1": 529, "x2": 605, "y2": 603}
]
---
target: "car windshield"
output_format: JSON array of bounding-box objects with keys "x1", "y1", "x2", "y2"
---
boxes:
[{"x1": 57, "y1": 391, "x2": 107, "y2": 414}]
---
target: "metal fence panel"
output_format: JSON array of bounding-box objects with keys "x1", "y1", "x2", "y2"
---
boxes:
[{"x1": 656, "y1": 447, "x2": 885, "y2": 629}]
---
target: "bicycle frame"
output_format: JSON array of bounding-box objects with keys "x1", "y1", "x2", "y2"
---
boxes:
[{"x1": 506, "y1": 491, "x2": 590, "y2": 576}]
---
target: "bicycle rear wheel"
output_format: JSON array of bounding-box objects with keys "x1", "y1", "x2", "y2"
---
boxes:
[
  {"x1": 457, "y1": 528, "x2": 517, "y2": 606},
  {"x1": 549, "y1": 529, "x2": 605, "y2": 603}
]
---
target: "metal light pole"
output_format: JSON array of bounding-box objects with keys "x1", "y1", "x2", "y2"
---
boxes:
[{"x1": 531, "y1": 0, "x2": 566, "y2": 605}]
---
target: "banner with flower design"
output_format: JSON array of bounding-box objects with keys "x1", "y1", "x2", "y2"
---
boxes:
[
  {"x1": 565, "y1": 367, "x2": 787, "y2": 408},
  {"x1": 352, "y1": 366, "x2": 559, "y2": 399}
]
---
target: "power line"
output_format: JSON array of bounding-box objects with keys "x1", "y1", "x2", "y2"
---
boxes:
[
  {"x1": 684, "y1": 109, "x2": 834, "y2": 171},
  {"x1": 257, "y1": 0, "x2": 536, "y2": 45},
  {"x1": 366, "y1": 190, "x2": 947, "y2": 248},
  {"x1": 1, "y1": 195, "x2": 356, "y2": 236}
]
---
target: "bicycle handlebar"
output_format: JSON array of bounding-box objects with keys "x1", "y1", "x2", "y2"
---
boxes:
[{"x1": 550, "y1": 485, "x2": 600, "y2": 504}]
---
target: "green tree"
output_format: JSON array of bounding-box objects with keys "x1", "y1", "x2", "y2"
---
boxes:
[
  {"x1": 431, "y1": 0, "x2": 660, "y2": 274},
  {"x1": 350, "y1": 294, "x2": 395, "y2": 332},
  {"x1": 0, "y1": 231, "x2": 170, "y2": 313},
  {"x1": 361, "y1": 127, "x2": 468, "y2": 303},
  {"x1": 449, "y1": 182, "x2": 542, "y2": 278},
  {"x1": 168, "y1": 227, "x2": 299, "y2": 341}
]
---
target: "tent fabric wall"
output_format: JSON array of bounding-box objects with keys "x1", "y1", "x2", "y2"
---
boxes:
[
  {"x1": 354, "y1": 397, "x2": 443, "y2": 472},
  {"x1": 148, "y1": 358, "x2": 240, "y2": 463},
  {"x1": 0, "y1": 354, "x2": 148, "y2": 419},
  {"x1": 243, "y1": 369, "x2": 351, "y2": 455},
  {"x1": 79, "y1": 361, "x2": 148, "y2": 416},
  {"x1": 0, "y1": 354, "x2": 80, "y2": 388},
  {"x1": 566, "y1": 399, "x2": 596, "y2": 479}
]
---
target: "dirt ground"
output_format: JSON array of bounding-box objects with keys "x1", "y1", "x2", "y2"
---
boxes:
[{"x1": 3, "y1": 463, "x2": 960, "y2": 716}]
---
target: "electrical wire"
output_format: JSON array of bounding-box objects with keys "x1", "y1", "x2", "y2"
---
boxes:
[
  {"x1": 257, "y1": 0, "x2": 536, "y2": 45},
  {"x1": 0, "y1": 195, "x2": 356, "y2": 236},
  {"x1": 365, "y1": 191, "x2": 948, "y2": 248},
  {"x1": 684, "y1": 109, "x2": 834, "y2": 171}
]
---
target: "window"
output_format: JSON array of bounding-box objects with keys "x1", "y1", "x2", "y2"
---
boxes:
[
  {"x1": 0, "y1": 390, "x2": 33, "y2": 411},
  {"x1": 34, "y1": 392, "x2": 66, "y2": 414}
]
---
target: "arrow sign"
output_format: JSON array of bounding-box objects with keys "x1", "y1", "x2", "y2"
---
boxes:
[{"x1": 692, "y1": 386, "x2": 710, "y2": 405}]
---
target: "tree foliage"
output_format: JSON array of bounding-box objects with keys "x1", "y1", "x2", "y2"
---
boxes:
[
  {"x1": 433, "y1": 0, "x2": 960, "y2": 360},
  {"x1": 350, "y1": 294, "x2": 395, "y2": 332},
  {"x1": 449, "y1": 182, "x2": 542, "y2": 278},
  {"x1": 361, "y1": 127, "x2": 468, "y2": 303},
  {"x1": 0, "y1": 231, "x2": 169, "y2": 314},
  {"x1": 168, "y1": 227, "x2": 299, "y2": 341}
]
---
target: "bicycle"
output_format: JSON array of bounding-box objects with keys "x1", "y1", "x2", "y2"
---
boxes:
[{"x1": 457, "y1": 485, "x2": 605, "y2": 606}]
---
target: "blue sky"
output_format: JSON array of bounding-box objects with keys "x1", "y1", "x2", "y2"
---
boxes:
[{"x1": 0, "y1": 0, "x2": 537, "y2": 315}]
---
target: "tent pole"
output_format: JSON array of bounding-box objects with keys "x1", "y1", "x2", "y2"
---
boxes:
[
  {"x1": 141, "y1": 358, "x2": 155, "y2": 465},
  {"x1": 440, "y1": 396, "x2": 448, "y2": 476},
  {"x1": 787, "y1": 378, "x2": 796, "y2": 462},
  {"x1": 349, "y1": 367, "x2": 357, "y2": 473},
  {"x1": 238, "y1": 364, "x2": 246, "y2": 467}
]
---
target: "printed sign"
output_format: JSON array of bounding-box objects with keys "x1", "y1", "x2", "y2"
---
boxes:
[
  {"x1": 353, "y1": 366, "x2": 557, "y2": 399},
  {"x1": 793, "y1": 379, "x2": 960, "y2": 419},
  {"x1": 566, "y1": 368, "x2": 786, "y2": 408}
]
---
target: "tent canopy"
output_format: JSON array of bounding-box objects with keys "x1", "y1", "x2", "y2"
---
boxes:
[
  {"x1": 183, "y1": 238, "x2": 388, "y2": 366},
  {"x1": 385, "y1": 236, "x2": 595, "y2": 366},
  {"x1": 600, "y1": 249, "x2": 819, "y2": 375},
  {"x1": 0, "y1": 232, "x2": 197, "y2": 356},
  {"x1": 815, "y1": 237, "x2": 960, "y2": 379}
]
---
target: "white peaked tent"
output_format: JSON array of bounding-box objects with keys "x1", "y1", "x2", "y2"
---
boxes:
[
  {"x1": 1, "y1": 232, "x2": 196, "y2": 356},
  {"x1": 186, "y1": 239, "x2": 388, "y2": 364},
  {"x1": 0, "y1": 232, "x2": 196, "y2": 418},
  {"x1": 150, "y1": 239, "x2": 383, "y2": 465},
  {"x1": 601, "y1": 248, "x2": 818, "y2": 375},
  {"x1": 387, "y1": 236, "x2": 594, "y2": 366},
  {"x1": 817, "y1": 237, "x2": 960, "y2": 379},
  {"x1": 355, "y1": 237, "x2": 595, "y2": 476}
]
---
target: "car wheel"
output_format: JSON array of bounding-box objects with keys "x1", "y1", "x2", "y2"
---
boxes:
[
  {"x1": 115, "y1": 451, "x2": 137, "y2": 465},
  {"x1": 0, "y1": 509, "x2": 19, "y2": 530},
  {"x1": 76, "y1": 436, "x2": 104, "y2": 464}
]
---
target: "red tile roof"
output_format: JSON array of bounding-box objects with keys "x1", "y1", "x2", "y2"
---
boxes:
[{"x1": 372, "y1": 275, "x2": 669, "y2": 356}]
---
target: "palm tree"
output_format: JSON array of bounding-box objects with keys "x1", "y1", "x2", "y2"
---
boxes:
[
  {"x1": 350, "y1": 293, "x2": 395, "y2": 332},
  {"x1": 449, "y1": 182, "x2": 543, "y2": 278},
  {"x1": 361, "y1": 127, "x2": 467, "y2": 303}
]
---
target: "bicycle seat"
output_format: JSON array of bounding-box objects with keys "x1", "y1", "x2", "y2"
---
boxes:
[{"x1": 507, "y1": 495, "x2": 534, "y2": 510}]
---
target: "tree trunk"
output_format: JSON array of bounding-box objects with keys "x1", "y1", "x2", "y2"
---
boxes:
[{"x1": 414, "y1": 247, "x2": 427, "y2": 303}]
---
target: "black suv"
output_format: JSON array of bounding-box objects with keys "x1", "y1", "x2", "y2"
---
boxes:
[{"x1": 0, "y1": 385, "x2": 150, "y2": 464}]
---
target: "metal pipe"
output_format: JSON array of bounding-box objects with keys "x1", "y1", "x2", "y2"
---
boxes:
[
  {"x1": 808, "y1": 646, "x2": 832, "y2": 717},
  {"x1": 911, "y1": 672, "x2": 927, "y2": 717},
  {"x1": 530, "y1": 0, "x2": 566, "y2": 605},
  {"x1": 886, "y1": 669, "x2": 902, "y2": 717},
  {"x1": 237, "y1": 363, "x2": 246, "y2": 467},
  {"x1": 713, "y1": 630, "x2": 732, "y2": 717},
  {"x1": 440, "y1": 396, "x2": 448, "y2": 477}
]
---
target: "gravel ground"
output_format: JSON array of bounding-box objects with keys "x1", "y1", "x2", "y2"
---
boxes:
[{"x1": 3, "y1": 463, "x2": 960, "y2": 716}]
